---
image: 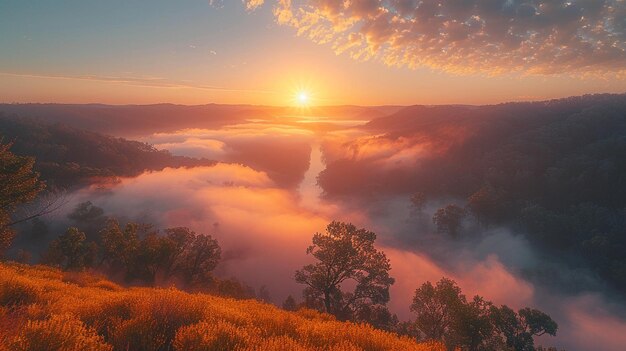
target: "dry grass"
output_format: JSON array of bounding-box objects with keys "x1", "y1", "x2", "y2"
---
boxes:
[{"x1": 0, "y1": 262, "x2": 445, "y2": 351}]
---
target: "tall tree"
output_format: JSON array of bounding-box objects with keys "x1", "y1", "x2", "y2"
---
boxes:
[
  {"x1": 410, "y1": 278, "x2": 557, "y2": 351},
  {"x1": 295, "y1": 221, "x2": 394, "y2": 321},
  {"x1": 410, "y1": 278, "x2": 466, "y2": 341},
  {"x1": 177, "y1": 232, "x2": 221, "y2": 286},
  {"x1": 0, "y1": 141, "x2": 45, "y2": 256},
  {"x1": 45, "y1": 227, "x2": 97, "y2": 270},
  {"x1": 99, "y1": 219, "x2": 140, "y2": 275},
  {"x1": 490, "y1": 305, "x2": 558, "y2": 351}
]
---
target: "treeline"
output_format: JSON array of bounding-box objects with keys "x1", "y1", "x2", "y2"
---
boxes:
[
  {"x1": 0, "y1": 116, "x2": 214, "y2": 189},
  {"x1": 286, "y1": 221, "x2": 558, "y2": 351},
  {"x1": 16, "y1": 214, "x2": 560, "y2": 351},
  {"x1": 319, "y1": 94, "x2": 626, "y2": 294},
  {"x1": 38, "y1": 217, "x2": 257, "y2": 300}
]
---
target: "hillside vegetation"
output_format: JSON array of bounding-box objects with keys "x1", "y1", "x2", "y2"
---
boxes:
[
  {"x1": 319, "y1": 94, "x2": 626, "y2": 294},
  {"x1": 0, "y1": 262, "x2": 444, "y2": 351},
  {"x1": 0, "y1": 117, "x2": 214, "y2": 189}
]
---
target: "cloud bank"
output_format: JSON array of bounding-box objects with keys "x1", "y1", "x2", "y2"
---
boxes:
[{"x1": 273, "y1": 0, "x2": 626, "y2": 75}]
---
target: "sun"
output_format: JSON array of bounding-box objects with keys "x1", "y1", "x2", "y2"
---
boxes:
[
  {"x1": 296, "y1": 90, "x2": 311, "y2": 107},
  {"x1": 298, "y1": 92, "x2": 309, "y2": 104}
]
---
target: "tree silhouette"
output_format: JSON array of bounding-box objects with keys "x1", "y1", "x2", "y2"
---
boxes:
[
  {"x1": 410, "y1": 278, "x2": 557, "y2": 350},
  {"x1": 490, "y1": 305, "x2": 558, "y2": 351},
  {"x1": 410, "y1": 192, "x2": 426, "y2": 214},
  {"x1": 433, "y1": 204, "x2": 467, "y2": 238},
  {"x1": 0, "y1": 141, "x2": 45, "y2": 256},
  {"x1": 282, "y1": 295, "x2": 298, "y2": 311},
  {"x1": 45, "y1": 227, "x2": 97, "y2": 270},
  {"x1": 295, "y1": 221, "x2": 394, "y2": 321},
  {"x1": 410, "y1": 278, "x2": 466, "y2": 341}
]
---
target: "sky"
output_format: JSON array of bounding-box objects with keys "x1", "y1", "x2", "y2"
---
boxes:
[{"x1": 0, "y1": 0, "x2": 625, "y2": 106}]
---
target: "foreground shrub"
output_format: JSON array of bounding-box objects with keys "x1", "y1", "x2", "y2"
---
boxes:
[
  {"x1": 9, "y1": 314, "x2": 112, "y2": 351},
  {"x1": 0, "y1": 277, "x2": 40, "y2": 307},
  {"x1": 0, "y1": 263, "x2": 445, "y2": 351},
  {"x1": 174, "y1": 320, "x2": 257, "y2": 351},
  {"x1": 244, "y1": 335, "x2": 312, "y2": 351},
  {"x1": 108, "y1": 290, "x2": 206, "y2": 351}
]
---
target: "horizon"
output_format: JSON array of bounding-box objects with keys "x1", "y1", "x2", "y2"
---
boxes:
[
  {"x1": 2, "y1": 91, "x2": 625, "y2": 108},
  {"x1": 2, "y1": 1, "x2": 626, "y2": 106}
]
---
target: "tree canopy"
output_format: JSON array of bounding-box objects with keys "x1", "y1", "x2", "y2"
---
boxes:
[
  {"x1": 295, "y1": 221, "x2": 395, "y2": 322},
  {"x1": 410, "y1": 278, "x2": 557, "y2": 351},
  {"x1": 0, "y1": 141, "x2": 45, "y2": 256}
]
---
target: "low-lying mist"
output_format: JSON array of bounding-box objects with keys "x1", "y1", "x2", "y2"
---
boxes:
[{"x1": 26, "y1": 114, "x2": 626, "y2": 351}]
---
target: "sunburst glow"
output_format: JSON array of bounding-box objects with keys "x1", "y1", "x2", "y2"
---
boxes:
[{"x1": 298, "y1": 92, "x2": 309, "y2": 104}]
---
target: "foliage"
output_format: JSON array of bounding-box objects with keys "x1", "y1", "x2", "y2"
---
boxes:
[
  {"x1": 409, "y1": 278, "x2": 557, "y2": 351},
  {"x1": 432, "y1": 205, "x2": 467, "y2": 238},
  {"x1": 9, "y1": 314, "x2": 112, "y2": 351},
  {"x1": 44, "y1": 227, "x2": 97, "y2": 270},
  {"x1": 490, "y1": 305, "x2": 558, "y2": 351},
  {"x1": 283, "y1": 295, "x2": 298, "y2": 311},
  {"x1": 318, "y1": 94, "x2": 626, "y2": 294},
  {"x1": 0, "y1": 141, "x2": 45, "y2": 256},
  {"x1": 0, "y1": 262, "x2": 445, "y2": 351},
  {"x1": 295, "y1": 221, "x2": 395, "y2": 323},
  {"x1": 97, "y1": 221, "x2": 221, "y2": 285},
  {"x1": 0, "y1": 116, "x2": 214, "y2": 189}
]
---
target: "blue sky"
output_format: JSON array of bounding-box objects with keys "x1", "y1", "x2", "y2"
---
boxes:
[{"x1": 1, "y1": 0, "x2": 625, "y2": 105}]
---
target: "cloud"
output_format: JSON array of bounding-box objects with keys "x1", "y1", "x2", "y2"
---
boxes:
[
  {"x1": 154, "y1": 138, "x2": 227, "y2": 159},
  {"x1": 557, "y1": 294, "x2": 626, "y2": 351},
  {"x1": 244, "y1": 0, "x2": 265, "y2": 11},
  {"x1": 68, "y1": 163, "x2": 355, "y2": 301},
  {"x1": 273, "y1": 0, "x2": 626, "y2": 75},
  {"x1": 145, "y1": 126, "x2": 315, "y2": 187}
]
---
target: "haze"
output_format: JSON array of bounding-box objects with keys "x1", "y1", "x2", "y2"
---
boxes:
[{"x1": 1, "y1": 2, "x2": 626, "y2": 351}]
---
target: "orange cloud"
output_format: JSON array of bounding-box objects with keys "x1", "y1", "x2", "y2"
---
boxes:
[{"x1": 273, "y1": 0, "x2": 626, "y2": 75}]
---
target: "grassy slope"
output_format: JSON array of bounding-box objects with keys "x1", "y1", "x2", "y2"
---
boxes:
[{"x1": 0, "y1": 263, "x2": 443, "y2": 351}]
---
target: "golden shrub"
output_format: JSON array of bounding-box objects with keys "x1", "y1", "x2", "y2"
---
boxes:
[
  {"x1": 91, "y1": 280, "x2": 122, "y2": 291},
  {"x1": 0, "y1": 263, "x2": 446, "y2": 351},
  {"x1": 174, "y1": 320, "x2": 258, "y2": 351},
  {"x1": 243, "y1": 335, "x2": 313, "y2": 351},
  {"x1": 0, "y1": 276, "x2": 40, "y2": 307},
  {"x1": 108, "y1": 290, "x2": 207, "y2": 350},
  {"x1": 9, "y1": 313, "x2": 112, "y2": 351}
]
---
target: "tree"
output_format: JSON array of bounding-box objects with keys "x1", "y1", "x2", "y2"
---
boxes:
[
  {"x1": 467, "y1": 185, "x2": 502, "y2": 226},
  {"x1": 99, "y1": 219, "x2": 139, "y2": 275},
  {"x1": 410, "y1": 192, "x2": 426, "y2": 213},
  {"x1": 67, "y1": 201, "x2": 107, "y2": 240},
  {"x1": 490, "y1": 305, "x2": 558, "y2": 351},
  {"x1": 0, "y1": 141, "x2": 45, "y2": 256},
  {"x1": 134, "y1": 231, "x2": 171, "y2": 282},
  {"x1": 433, "y1": 204, "x2": 467, "y2": 238},
  {"x1": 161, "y1": 227, "x2": 195, "y2": 278},
  {"x1": 455, "y1": 296, "x2": 496, "y2": 351},
  {"x1": 410, "y1": 278, "x2": 465, "y2": 341},
  {"x1": 176, "y1": 231, "x2": 221, "y2": 286},
  {"x1": 408, "y1": 293, "x2": 557, "y2": 351},
  {"x1": 282, "y1": 295, "x2": 298, "y2": 311},
  {"x1": 45, "y1": 227, "x2": 96, "y2": 270},
  {"x1": 295, "y1": 221, "x2": 395, "y2": 322}
]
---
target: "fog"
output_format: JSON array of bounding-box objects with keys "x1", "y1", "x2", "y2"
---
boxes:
[{"x1": 39, "y1": 120, "x2": 626, "y2": 351}]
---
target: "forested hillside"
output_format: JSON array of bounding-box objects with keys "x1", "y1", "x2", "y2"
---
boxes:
[
  {"x1": 319, "y1": 94, "x2": 626, "y2": 294},
  {"x1": 0, "y1": 117, "x2": 214, "y2": 189}
]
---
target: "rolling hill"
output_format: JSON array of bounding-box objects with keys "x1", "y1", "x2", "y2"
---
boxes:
[{"x1": 0, "y1": 262, "x2": 444, "y2": 351}]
